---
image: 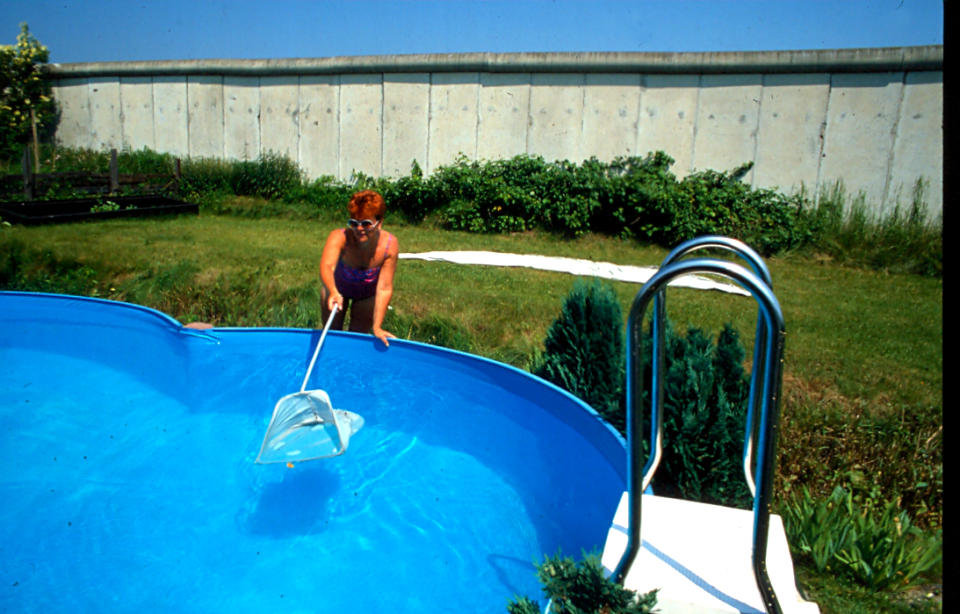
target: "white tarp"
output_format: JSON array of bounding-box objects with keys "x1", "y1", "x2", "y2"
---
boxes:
[{"x1": 399, "y1": 251, "x2": 750, "y2": 296}]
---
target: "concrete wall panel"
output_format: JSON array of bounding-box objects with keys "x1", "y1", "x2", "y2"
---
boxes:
[
  {"x1": 753, "y1": 73, "x2": 830, "y2": 193},
  {"x1": 888, "y1": 71, "x2": 942, "y2": 217},
  {"x1": 45, "y1": 49, "x2": 943, "y2": 216},
  {"x1": 477, "y1": 73, "x2": 529, "y2": 161},
  {"x1": 383, "y1": 74, "x2": 430, "y2": 178},
  {"x1": 51, "y1": 79, "x2": 91, "y2": 149},
  {"x1": 152, "y1": 77, "x2": 188, "y2": 158},
  {"x1": 223, "y1": 77, "x2": 260, "y2": 161},
  {"x1": 693, "y1": 74, "x2": 763, "y2": 180},
  {"x1": 529, "y1": 73, "x2": 585, "y2": 162},
  {"x1": 428, "y1": 73, "x2": 479, "y2": 173},
  {"x1": 583, "y1": 74, "x2": 641, "y2": 161},
  {"x1": 260, "y1": 76, "x2": 300, "y2": 162},
  {"x1": 339, "y1": 74, "x2": 382, "y2": 179},
  {"x1": 821, "y1": 72, "x2": 902, "y2": 208},
  {"x1": 299, "y1": 75, "x2": 340, "y2": 179},
  {"x1": 187, "y1": 76, "x2": 224, "y2": 158},
  {"x1": 638, "y1": 74, "x2": 699, "y2": 176},
  {"x1": 119, "y1": 77, "x2": 154, "y2": 151},
  {"x1": 88, "y1": 78, "x2": 122, "y2": 151}
]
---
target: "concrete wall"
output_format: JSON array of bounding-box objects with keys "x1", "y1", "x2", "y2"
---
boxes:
[{"x1": 47, "y1": 47, "x2": 943, "y2": 217}]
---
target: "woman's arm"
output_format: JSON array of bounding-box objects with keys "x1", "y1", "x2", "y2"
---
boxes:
[
  {"x1": 319, "y1": 229, "x2": 346, "y2": 311},
  {"x1": 371, "y1": 236, "x2": 399, "y2": 346}
]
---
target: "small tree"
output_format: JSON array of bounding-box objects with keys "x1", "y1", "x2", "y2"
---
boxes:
[
  {"x1": 1, "y1": 23, "x2": 56, "y2": 161},
  {"x1": 533, "y1": 279, "x2": 626, "y2": 431}
]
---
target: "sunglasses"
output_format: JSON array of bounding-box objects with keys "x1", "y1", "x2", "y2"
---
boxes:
[{"x1": 347, "y1": 218, "x2": 379, "y2": 230}]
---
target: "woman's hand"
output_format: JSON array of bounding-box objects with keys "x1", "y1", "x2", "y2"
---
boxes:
[
  {"x1": 372, "y1": 326, "x2": 396, "y2": 348},
  {"x1": 327, "y1": 291, "x2": 344, "y2": 313}
]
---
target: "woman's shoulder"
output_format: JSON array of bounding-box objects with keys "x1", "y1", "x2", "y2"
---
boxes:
[
  {"x1": 326, "y1": 228, "x2": 348, "y2": 245},
  {"x1": 384, "y1": 231, "x2": 399, "y2": 254}
]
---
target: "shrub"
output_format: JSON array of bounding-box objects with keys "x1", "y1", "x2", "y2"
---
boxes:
[
  {"x1": 507, "y1": 553, "x2": 658, "y2": 614},
  {"x1": 781, "y1": 486, "x2": 942, "y2": 591},
  {"x1": 533, "y1": 280, "x2": 625, "y2": 431},
  {"x1": 380, "y1": 159, "x2": 435, "y2": 222},
  {"x1": 648, "y1": 322, "x2": 753, "y2": 508},
  {"x1": 534, "y1": 283, "x2": 753, "y2": 507}
]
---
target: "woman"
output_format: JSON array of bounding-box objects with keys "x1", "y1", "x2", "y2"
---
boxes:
[{"x1": 319, "y1": 189, "x2": 398, "y2": 347}]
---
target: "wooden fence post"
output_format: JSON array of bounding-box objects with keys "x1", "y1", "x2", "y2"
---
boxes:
[
  {"x1": 109, "y1": 149, "x2": 119, "y2": 193},
  {"x1": 21, "y1": 147, "x2": 33, "y2": 201},
  {"x1": 30, "y1": 108, "x2": 40, "y2": 172}
]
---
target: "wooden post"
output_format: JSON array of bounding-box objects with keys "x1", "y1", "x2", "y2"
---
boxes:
[
  {"x1": 109, "y1": 148, "x2": 119, "y2": 193},
  {"x1": 21, "y1": 147, "x2": 33, "y2": 201},
  {"x1": 30, "y1": 108, "x2": 40, "y2": 173}
]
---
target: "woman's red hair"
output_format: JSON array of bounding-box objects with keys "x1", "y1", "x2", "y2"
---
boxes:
[{"x1": 348, "y1": 190, "x2": 386, "y2": 220}]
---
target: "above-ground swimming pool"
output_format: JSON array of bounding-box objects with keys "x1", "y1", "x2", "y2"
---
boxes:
[{"x1": 1, "y1": 292, "x2": 626, "y2": 613}]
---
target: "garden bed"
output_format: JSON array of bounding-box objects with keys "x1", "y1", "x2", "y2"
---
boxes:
[{"x1": 0, "y1": 195, "x2": 197, "y2": 225}]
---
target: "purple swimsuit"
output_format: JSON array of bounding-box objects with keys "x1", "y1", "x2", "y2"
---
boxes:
[{"x1": 334, "y1": 231, "x2": 393, "y2": 300}]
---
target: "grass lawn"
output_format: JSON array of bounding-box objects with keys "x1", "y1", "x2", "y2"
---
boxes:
[{"x1": 0, "y1": 206, "x2": 943, "y2": 613}]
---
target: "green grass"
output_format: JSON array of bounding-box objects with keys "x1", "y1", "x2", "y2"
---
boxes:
[{"x1": 0, "y1": 204, "x2": 942, "y2": 613}]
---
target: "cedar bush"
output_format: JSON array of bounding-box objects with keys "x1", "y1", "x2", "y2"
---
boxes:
[
  {"x1": 650, "y1": 321, "x2": 753, "y2": 508},
  {"x1": 535, "y1": 281, "x2": 753, "y2": 508},
  {"x1": 533, "y1": 279, "x2": 625, "y2": 431}
]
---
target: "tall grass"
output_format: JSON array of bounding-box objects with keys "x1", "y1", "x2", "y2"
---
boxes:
[{"x1": 799, "y1": 179, "x2": 942, "y2": 276}]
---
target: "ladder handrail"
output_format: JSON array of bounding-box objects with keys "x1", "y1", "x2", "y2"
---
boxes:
[
  {"x1": 612, "y1": 257, "x2": 786, "y2": 614},
  {"x1": 654, "y1": 236, "x2": 773, "y2": 497}
]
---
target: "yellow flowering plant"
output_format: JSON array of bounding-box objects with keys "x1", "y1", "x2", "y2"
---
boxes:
[{"x1": 1, "y1": 23, "x2": 56, "y2": 161}]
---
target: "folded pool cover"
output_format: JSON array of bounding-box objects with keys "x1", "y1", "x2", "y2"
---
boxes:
[{"x1": 256, "y1": 389, "x2": 365, "y2": 463}]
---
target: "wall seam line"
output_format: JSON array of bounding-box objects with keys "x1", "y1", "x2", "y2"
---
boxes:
[
  {"x1": 690, "y1": 74, "x2": 702, "y2": 173},
  {"x1": 751, "y1": 75, "x2": 764, "y2": 188},
  {"x1": 882, "y1": 71, "x2": 908, "y2": 211},
  {"x1": 814, "y1": 74, "x2": 833, "y2": 205}
]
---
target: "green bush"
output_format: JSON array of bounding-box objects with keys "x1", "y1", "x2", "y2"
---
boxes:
[
  {"x1": 533, "y1": 279, "x2": 625, "y2": 431},
  {"x1": 534, "y1": 282, "x2": 753, "y2": 508},
  {"x1": 781, "y1": 486, "x2": 942, "y2": 591},
  {"x1": 649, "y1": 322, "x2": 753, "y2": 508},
  {"x1": 507, "y1": 553, "x2": 657, "y2": 614}
]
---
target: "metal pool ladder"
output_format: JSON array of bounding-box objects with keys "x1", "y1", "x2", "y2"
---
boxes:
[{"x1": 608, "y1": 236, "x2": 804, "y2": 614}]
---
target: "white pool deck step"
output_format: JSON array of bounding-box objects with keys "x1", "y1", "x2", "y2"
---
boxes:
[{"x1": 600, "y1": 492, "x2": 821, "y2": 614}]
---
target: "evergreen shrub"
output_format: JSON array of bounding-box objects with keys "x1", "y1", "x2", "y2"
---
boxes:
[
  {"x1": 650, "y1": 321, "x2": 753, "y2": 508},
  {"x1": 535, "y1": 282, "x2": 753, "y2": 508},
  {"x1": 533, "y1": 279, "x2": 625, "y2": 431}
]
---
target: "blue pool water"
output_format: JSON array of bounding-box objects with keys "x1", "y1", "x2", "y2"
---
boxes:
[{"x1": 0, "y1": 292, "x2": 626, "y2": 613}]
